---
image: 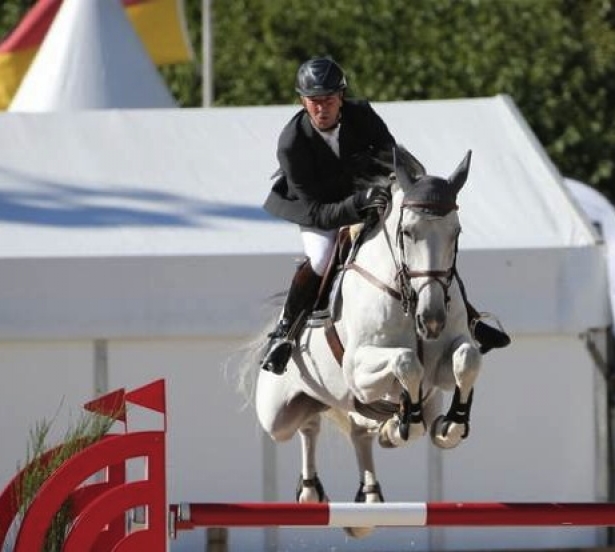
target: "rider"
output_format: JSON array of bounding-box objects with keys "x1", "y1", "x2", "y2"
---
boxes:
[{"x1": 260, "y1": 56, "x2": 510, "y2": 375}]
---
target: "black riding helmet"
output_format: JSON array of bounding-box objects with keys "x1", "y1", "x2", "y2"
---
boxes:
[{"x1": 295, "y1": 57, "x2": 347, "y2": 97}]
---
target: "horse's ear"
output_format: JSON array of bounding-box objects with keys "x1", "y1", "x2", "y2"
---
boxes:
[
  {"x1": 394, "y1": 144, "x2": 426, "y2": 191},
  {"x1": 394, "y1": 144, "x2": 426, "y2": 180},
  {"x1": 449, "y1": 150, "x2": 472, "y2": 193}
]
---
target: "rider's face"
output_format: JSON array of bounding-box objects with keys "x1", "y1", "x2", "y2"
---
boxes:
[{"x1": 301, "y1": 92, "x2": 343, "y2": 130}]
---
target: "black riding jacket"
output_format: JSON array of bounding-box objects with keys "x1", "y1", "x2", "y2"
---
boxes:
[{"x1": 263, "y1": 99, "x2": 395, "y2": 230}]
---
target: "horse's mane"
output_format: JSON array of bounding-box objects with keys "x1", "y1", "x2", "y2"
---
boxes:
[{"x1": 353, "y1": 144, "x2": 426, "y2": 191}]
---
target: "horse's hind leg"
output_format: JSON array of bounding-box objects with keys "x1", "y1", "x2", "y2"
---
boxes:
[
  {"x1": 344, "y1": 413, "x2": 384, "y2": 539},
  {"x1": 431, "y1": 341, "x2": 481, "y2": 449},
  {"x1": 296, "y1": 413, "x2": 329, "y2": 503},
  {"x1": 256, "y1": 374, "x2": 326, "y2": 442},
  {"x1": 349, "y1": 413, "x2": 383, "y2": 504},
  {"x1": 257, "y1": 382, "x2": 330, "y2": 502}
]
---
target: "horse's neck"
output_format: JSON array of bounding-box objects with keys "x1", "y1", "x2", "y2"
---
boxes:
[{"x1": 353, "y1": 210, "x2": 400, "y2": 284}]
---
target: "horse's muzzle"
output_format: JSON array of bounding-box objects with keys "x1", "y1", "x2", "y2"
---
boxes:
[{"x1": 416, "y1": 314, "x2": 445, "y2": 340}]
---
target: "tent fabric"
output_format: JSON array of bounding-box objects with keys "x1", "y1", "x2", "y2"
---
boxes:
[
  {"x1": 0, "y1": 96, "x2": 609, "y2": 337},
  {"x1": 565, "y1": 177, "x2": 615, "y2": 334},
  {"x1": 0, "y1": 0, "x2": 192, "y2": 110},
  {"x1": 7, "y1": 0, "x2": 177, "y2": 111},
  {"x1": 0, "y1": 96, "x2": 598, "y2": 256}
]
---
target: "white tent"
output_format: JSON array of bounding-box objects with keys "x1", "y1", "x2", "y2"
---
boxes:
[
  {"x1": 564, "y1": 177, "x2": 615, "y2": 335},
  {"x1": 8, "y1": 0, "x2": 176, "y2": 111},
  {"x1": 0, "y1": 96, "x2": 610, "y2": 552}
]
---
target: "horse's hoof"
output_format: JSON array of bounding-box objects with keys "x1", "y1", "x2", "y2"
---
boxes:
[
  {"x1": 342, "y1": 480, "x2": 383, "y2": 538},
  {"x1": 296, "y1": 473, "x2": 328, "y2": 503},
  {"x1": 355, "y1": 481, "x2": 385, "y2": 503},
  {"x1": 430, "y1": 415, "x2": 469, "y2": 449},
  {"x1": 378, "y1": 430, "x2": 396, "y2": 448},
  {"x1": 344, "y1": 526, "x2": 375, "y2": 539},
  {"x1": 378, "y1": 418, "x2": 425, "y2": 448},
  {"x1": 378, "y1": 419, "x2": 400, "y2": 448}
]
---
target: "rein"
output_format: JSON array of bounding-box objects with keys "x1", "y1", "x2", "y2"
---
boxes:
[
  {"x1": 350, "y1": 199, "x2": 459, "y2": 316},
  {"x1": 325, "y1": 199, "x2": 460, "y2": 367}
]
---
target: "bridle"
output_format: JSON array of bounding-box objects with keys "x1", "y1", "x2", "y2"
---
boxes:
[
  {"x1": 349, "y1": 198, "x2": 460, "y2": 317},
  {"x1": 326, "y1": 194, "x2": 461, "y2": 368}
]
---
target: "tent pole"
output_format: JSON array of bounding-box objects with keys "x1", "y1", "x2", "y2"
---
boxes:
[{"x1": 202, "y1": 0, "x2": 213, "y2": 107}]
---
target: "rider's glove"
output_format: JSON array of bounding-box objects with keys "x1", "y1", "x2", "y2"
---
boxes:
[{"x1": 353, "y1": 187, "x2": 391, "y2": 220}]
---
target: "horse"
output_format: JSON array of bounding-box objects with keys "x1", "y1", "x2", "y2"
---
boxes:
[{"x1": 253, "y1": 145, "x2": 482, "y2": 537}]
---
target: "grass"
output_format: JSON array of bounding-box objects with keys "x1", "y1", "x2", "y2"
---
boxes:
[{"x1": 11, "y1": 409, "x2": 118, "y2": 551}]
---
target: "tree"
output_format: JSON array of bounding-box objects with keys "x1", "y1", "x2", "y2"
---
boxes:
[{"x1": 2, "y1": 0, "x2": 615, "y2": 202}]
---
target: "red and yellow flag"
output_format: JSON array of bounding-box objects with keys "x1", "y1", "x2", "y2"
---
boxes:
[{"x1": 0, "y1": 0, "x2": 193, "y2": 109}]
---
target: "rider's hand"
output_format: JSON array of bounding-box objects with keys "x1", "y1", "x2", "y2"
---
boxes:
[{"x1": 354, "y1": 187, "x2": 391, "y2": 219}]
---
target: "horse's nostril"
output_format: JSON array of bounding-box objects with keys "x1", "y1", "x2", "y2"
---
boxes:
[
  {"x1": 417, "y1": 316, "x2": 445, "y2": 338},
  {"x1": 416, "y1": 315, "x2": 425, "y2": 332}
]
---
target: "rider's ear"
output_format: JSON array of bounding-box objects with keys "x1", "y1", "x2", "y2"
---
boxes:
[{"x1": 449, "y1": 150, "x2": 472, "y2": 192}]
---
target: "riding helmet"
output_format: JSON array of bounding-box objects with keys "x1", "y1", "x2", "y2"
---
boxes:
[{"x1": 295, "y1": 57, "x2": 347, "y2": 97}]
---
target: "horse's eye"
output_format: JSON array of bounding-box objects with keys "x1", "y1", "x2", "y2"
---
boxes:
[{"x1": 403, "y1": 229, "x2": 416, "y2": 241}]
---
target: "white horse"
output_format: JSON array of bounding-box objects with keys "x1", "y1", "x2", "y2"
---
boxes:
[{"x1": 254, "y1": 146, "x2": 482, "y2": 537}]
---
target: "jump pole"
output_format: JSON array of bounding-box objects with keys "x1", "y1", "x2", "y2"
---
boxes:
[{"x1": 170, "y1": 502, "x2": 615, "y2": 532}]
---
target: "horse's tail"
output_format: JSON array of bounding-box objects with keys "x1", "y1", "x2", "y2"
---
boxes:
[{"x1": 226, "y1": 309, "x2": 279, "y2": 411}]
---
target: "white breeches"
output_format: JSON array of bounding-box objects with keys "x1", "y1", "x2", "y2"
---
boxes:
[{"x1": 300, "y1": 226, "x2": 338, "y2": 276}]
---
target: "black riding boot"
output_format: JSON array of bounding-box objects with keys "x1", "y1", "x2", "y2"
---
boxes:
[
  {"x1": 466, "y1": 302, "x2": 511, "y2": 355},
  {"x1": 261, "y1": 260, "x2": 322, "y2": 375}
]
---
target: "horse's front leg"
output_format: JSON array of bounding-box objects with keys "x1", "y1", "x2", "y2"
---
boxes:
[
  {"x1": 345, "y1": 344, "x2": 425, "y2": 447},
  {"x1": 296, "y1": 413, "x2": 328, "y2": 503},
  {"x1": 431, "y1": 339, "x2": 481, "y2": 449}
]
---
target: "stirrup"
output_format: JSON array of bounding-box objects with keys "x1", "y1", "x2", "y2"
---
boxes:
[
  {"x1": 470, "y1": 312, "x2": 510, "y2": 354},
  {"x1": 260, "y1": 337, "x2": 294, "y2": 375},
  {"x1": 469, "y1": 311, "x2": 506, "y2": 338}
]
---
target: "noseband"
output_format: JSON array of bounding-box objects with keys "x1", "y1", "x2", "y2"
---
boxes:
[{"x1": 345, "y1": 198, "x2": 460, "y2": 317}]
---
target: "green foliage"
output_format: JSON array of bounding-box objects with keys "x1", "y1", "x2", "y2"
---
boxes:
[
  {"x1": 179, "y1": 0, "x2": 615, "y2": 202},
  {"x1": 0, "y1": 0, "x2": 35, "y2": 36},
  {"x1": 1, "y1": 0, "x2": 614, "y2": 202},
  {"x1": 12, "y1": 411, "x2": 116, "y2": 551}
]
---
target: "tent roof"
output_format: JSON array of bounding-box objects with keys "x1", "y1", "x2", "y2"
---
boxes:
[
  {"x1": 0, "y1": 95, "x2": 597, "y2": 258},
  {"x1": 8, "y1": 0, "x2": 175, "y2": 112},
  {"x1": 0, "y1": 95, "x2": 608, "y2": 338}
]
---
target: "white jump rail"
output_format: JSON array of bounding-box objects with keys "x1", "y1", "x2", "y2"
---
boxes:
[{"x1": 168, "y1": 501, "x2": 615, "y2": 536}]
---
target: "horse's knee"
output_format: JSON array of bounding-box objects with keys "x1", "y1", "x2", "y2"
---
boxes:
[
  {"x1": 452, "y1": 343, "x2": 481, "y2": 391},
  {"x1": 349, "y1": 348, "x2": 422, "y2": 404},
  {"x1": 453, "y1": 343, "x2": 481, "y2": 375},
  {"x1": 391, "y1": 350, "x2": 423, "y2": 386}
]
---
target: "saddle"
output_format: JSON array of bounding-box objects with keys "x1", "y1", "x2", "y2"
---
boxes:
[{"x1": 310, "y1": 225, "x2": 356, "y2": 323}]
